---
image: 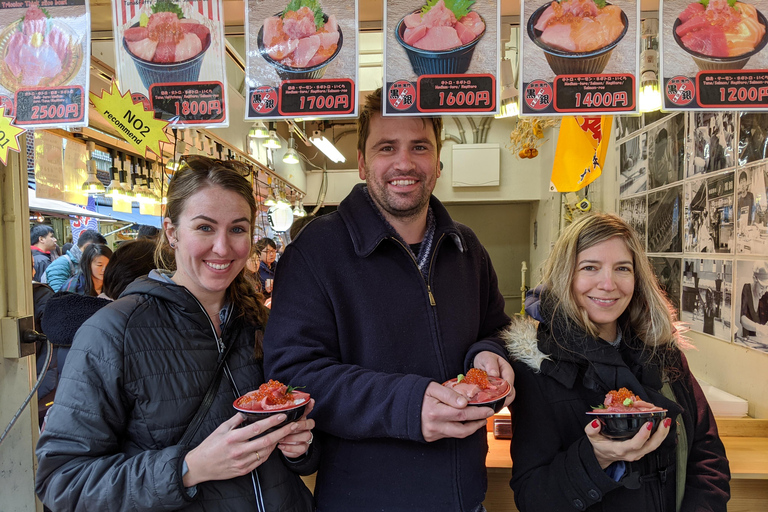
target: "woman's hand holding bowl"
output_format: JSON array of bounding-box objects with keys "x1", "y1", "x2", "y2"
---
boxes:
[
  {"x1": 182, "y1": 412, "x2": 290, "y2": 486},
  {"x1": 585, "y1": 416, "x2": 672, "y2": 469},
  {"x1": 277, "y1": 399, "x2": 316, "y2": 459}
]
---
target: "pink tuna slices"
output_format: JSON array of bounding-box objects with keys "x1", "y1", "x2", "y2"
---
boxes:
[
  {"x1": 402, "y1": 0, "x2": 485, "y2": 50},
  {"x1": 3, "y1": 6, "x2": 71, "y2": 87},
  {"x1": 262, "y1": 6, "x2": 340, "y2": 69},
  {"x1": 533, "y1": 0, "x2": 625, "y2": 53},
  {"x1": 443, "y1": 375, "x2": 510, "y2": 404},
  {"x1": 591, "y1": 388, "x2": 665, "y2": 414},
  {"x1": 123, "y1": 12, "x2": 211, "y2": 63},
  {"x1": 675, "y1": 0, "x2": 766, "y2": 58}
]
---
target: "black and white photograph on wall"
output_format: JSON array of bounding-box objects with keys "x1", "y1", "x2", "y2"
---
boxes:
[
  {"x1": 650, "y1": 257, "x2": 681, "y2": 317},
  {"x1": 615, "y1": 115, "x2": 642, "y2": 142},
  {"x1": 648, "y1": 113, "x2": 685, "y2": 190},
  {"x1": 687, "y1": 112, "x2": 736, "y2": 178},
  {"x1": 619, "y1": 196, "x2": 647, "y2": 249},
  {"x1": 736, "y1": 162, "x2": 768, "y2": 255},
  {"x1": 681, "y1": 258, "x2": 732, "y2": 342},
  {"x1": 648, "y1": 185, "x2": 682, "y2": 253},
  {"x1": 738, "y1": 112, "x2": 768, "y2": 166},
  {"x1": 684, "y1": 172, "x2": 734, "y2": 254},
  {"x1": 733, "y1": 259, "x2": 768, "y2": 353},
  {"x1": 619, "y1": 133, "x2": 648, "y2": 198}
]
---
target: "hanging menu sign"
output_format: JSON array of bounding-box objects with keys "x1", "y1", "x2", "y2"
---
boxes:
[
  {"x1": 520, "y1": 0, "x2": 639, "y2": 116},
  {"x1": 383, "y1": 0, "x2": 498, "y2": 116},
  {"x1": 660, "y1": 0, "x2": 768, "y2": 111},
  {"x1": 245, "y1": 0, "x2": 358, "y2": 120},
  {"x1": 0, "y1": 0, "x2": 90, "y2": 129},
  {"x1": 112, "y1": 0, "x2": 229, "y2": 127}
]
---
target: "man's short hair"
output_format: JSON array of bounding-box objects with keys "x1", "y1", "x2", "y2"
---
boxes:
[
  {"x1": 357, "y1": 88, "x2": 443, "y2": 159},
  {"x1": 739, "y1": 171, "x2": 748, "y2": 183},
  {"x1": 77, "y1": 229, "x2": 107, "y2": 248},
  {"x1": 30, "y1": 224, "x2": 54, "y2": 245},
  {"x1": 136, "y1": 225, "x2": 160, "y2": 239}
]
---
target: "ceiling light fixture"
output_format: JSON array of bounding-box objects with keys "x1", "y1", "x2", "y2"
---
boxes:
[
  {"x1": 310, "y1": 130, "x2": 345, "y2": 163},
  {"x1": 81, "y1": 141, "x2": 105, "y2": 195},
  {"x1": 293, "y1": 199, "x2": 307, "y2": 217},
  {"x1": 282, "y1": 134, "x2": 300, "y2": 164},
  {"x1": 639, "y1": 18, "x2": 662, "y2": 113},
  {"x1": 264, "y1": 129, "x2": 282, "y2": 150},
  {"x1": 248, "y1": 122, "x2": 269, "y2": 139}
]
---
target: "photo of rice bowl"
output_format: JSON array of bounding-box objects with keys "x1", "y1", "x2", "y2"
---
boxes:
[
  {"x1": 673, "y1": 0, "x2": 768, "y2": 70},
  {"x1": 527, "y1": 0, "x2": 628, "y2": 75}
]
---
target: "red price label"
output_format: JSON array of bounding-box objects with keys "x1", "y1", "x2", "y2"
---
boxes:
[{"x1": 150, "y1": 82, "x2": 226, "y2": 124}]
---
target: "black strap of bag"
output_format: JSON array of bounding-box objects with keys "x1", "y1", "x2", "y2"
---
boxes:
[{"x1": 179, "y1": 341, "x2": 236, "y2": 447}]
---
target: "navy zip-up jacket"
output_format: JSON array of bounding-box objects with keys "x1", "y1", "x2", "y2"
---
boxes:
[{"x1": 264, "y1": 184, "x2": 511, "y2": 512}]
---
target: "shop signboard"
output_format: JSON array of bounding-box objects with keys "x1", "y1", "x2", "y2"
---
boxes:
[
  {"x1": 660, "y1": 0, "x2": 768, "y2": 111},
  {"x1": 245, "y1": 0, "x2": 358, "y2": 120},
  {"x1": 112, "y1": 0, "x2": 229, "y2": 127},
  {"x1": 0, "y1": 0, "x2": 90, "y2": 129},
  {"x1": 520, "y1": 0, "x2": 639, "y2": 116},
  {"x1": 383, "y1": 0, "x2": 499, "y2": 116}
]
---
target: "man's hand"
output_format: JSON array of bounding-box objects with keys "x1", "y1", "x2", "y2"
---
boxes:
[
  {"x1": 473, "y1": 351, "x2": 516, "y2": 406},
  {"x1": 420, "y1": 382, "x2": 492, "y2": 442}
]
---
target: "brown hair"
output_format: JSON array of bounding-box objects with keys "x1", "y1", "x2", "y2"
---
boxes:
[
  {"x1": 541, "y1": 213, "x2": 679, "y2": 352},
  {"x1": 357, "y1": 88, "x2": 443, "y2": 159},
  {"x1": 155, "y1": 155, "x2": 270, "y2": 358}
]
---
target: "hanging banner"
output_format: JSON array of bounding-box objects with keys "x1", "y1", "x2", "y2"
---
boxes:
[
  {"x1": 0, "y1": 106, "x2": 23, "y2": 165},
  {"x1": 245, "y1": 0, "x2": 358, "y2": 119},
  {"x1": 112, "y1": 0, "x2": 229, "y2": 127},
  {"x1": 550, "y1": 115, "x2": 612, "y2": 192},
  {"x1": 383, "y1": 0, "x2": 499, "y2": 116},
  {"x1": 34, "y1": 131, "x2": 65, "y2": 201},
  {"x1": 660, "y1": 0, "x2": 768, "y2": 111},
  {"x1": 520, "y1": 0, "x2": 639, "y2": 116},
  {"x1": 70, "y1": 196, "x2": 98, "y2": 240},
  {"x1": 0, "y1": 0, "x2": 90, "y2": 129}
]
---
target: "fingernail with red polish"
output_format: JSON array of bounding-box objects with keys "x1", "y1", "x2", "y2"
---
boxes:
[
  {"x1": 664, "y1": 418, "x2": 672, "y2": 428},
  {"x1": 646, "y1": 422, "x2": 653, "y2": 430},
  {"x1": 591, "y1": 419, "x2": 600, "y2": 429}
]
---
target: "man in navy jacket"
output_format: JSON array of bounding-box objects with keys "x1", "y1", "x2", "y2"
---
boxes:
[{"x1": 263, "y1": 89, "x2": 514, "y2": 512}]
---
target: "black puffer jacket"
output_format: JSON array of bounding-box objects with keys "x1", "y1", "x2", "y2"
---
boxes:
[{"x1": 35, "y1": 276, "x2": 316, "y2": 512}]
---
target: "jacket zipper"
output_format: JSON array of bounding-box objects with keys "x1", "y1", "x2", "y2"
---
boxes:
[{"x1": 391, "y1": 233, "x2": 446, "y2": 306}]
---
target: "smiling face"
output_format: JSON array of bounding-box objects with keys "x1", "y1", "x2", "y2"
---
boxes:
[
  {"x1": 164, "y1": 185, "x2": 252, "y2": 308},
  {"x1": 571, "y1": 236, "x2": 635, "y2": 341},
  {"x1": 357, "y1": 114, "x2": 441, "y2": 225},
  {"x1": 90, "y1": 255, "x2": 109, "y2": 283}
]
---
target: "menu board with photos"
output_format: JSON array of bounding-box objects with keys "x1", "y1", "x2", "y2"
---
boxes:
[
  {"x1": 660, "y1": 0, "x2": 768, "y2": 110},
  {"x1": 613, "y1": 109, "x2": 768, "y2": 353},
  {"x1": 245, "y1": 0, "x2": 358, "y2": 120},
  {"x1": 112, "y1": 0, "x2": 229, "y2": 127},
  {"x1": 383, "y1": 0, "x2": 499, "y2": 116},
  {"x1": 520, "y1": 0, "x2": 639, "y2": 116},
  {"x1": 0, "y1": 0, "x2": 90, "y2": 128}
]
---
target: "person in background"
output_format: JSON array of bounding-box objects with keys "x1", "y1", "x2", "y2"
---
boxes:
[
  {"x1": 288, "y1": 214, "x2": 315, "y2": 242},
  {"x1": 254, "y1": 237, "x2": 277, "y2": 298},
  {"x1": 737, "y1": 171, "x2": 755, "y2": 227},
  {"x1": 60, "y1": 242, "x2": 73, "y2": 255},
  {"x1": 101, "y1": 238, "x2": 157, "y2": 300},
  {"x1": 31, "y1": 224, "x2": 57, "y2": 278},
  {"x1": 137, "y1": 224, "x2": 160, "y2": 240},
  {"x1": 43, "y1": 229, "x2": 106, "y2": 291},
  {"x1": 740, "y1": 260, "x2": 768, "y2": 339},
  {"x1": 61, "y1": 243, "x2": 112, "y2": 296},
  {"x1": 505, "y1": 213, "x2": 729, "y2": 512},
  {"x1": 263, "y1": 88, "x2": 514, "y2": 512},
  {"x1": 36, "y1": 155, "x2": 316, "y2": 511}
]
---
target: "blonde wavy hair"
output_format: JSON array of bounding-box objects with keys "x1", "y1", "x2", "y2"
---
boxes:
[{"x1": 541, "y1": 213, "x2": 679, "y2": 350}]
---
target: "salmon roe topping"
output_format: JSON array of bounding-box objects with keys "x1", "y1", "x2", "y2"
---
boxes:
[
  {"x1": 606, "y1": 387, "x2": 635, "y2": 404},
  {"x1": 250, "y1": 379, "x2": 294, "y2": 405},
  {"x1": 464, "y1": 368, "x2": 490, "y2": 389}
]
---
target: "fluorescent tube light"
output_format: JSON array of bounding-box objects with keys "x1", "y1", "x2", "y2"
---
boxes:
[{"x1": 310, "y1": 130, "x2": 345, "y2": 163}]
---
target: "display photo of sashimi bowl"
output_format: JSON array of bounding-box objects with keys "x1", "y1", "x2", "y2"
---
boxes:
[
  {"x1": 0, "y1": 6, "x2": 84, "y2": 92},
  {"x1": 586, "y1": 387, "x2": 667, "y2": 440},
  {"x1": 257, "y1": 3, "x2": 342, "y2": 80},
  {"x1": 122, "y1": 9, "x2": 212, "y2": 90},
  {"x1": 233, "y1": 380, "x2": 310, "y2": 435},
  {"x1": 442, "y1": 369, "x2": 511, "y2": 413},
  {"x1": 395, "y1": 0, "x2": 487, "y2": 76},
  {"x1": 527, "y1": 0, "x2": 628, "y2": 76},
  {"x1": 673, "y1": 0, "x2": 768, "y2": 71}
]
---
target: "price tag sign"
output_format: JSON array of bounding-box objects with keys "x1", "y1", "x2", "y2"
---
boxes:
[
  {"x1": 90, "y1": 82, "x2": 170, "y2": 157},
  {"x1": 0, "y1": 106, "x2": 24, "y2": 165},
  {"x1": 417, "y1": 75, "x2": 496, "y2": 112},
  {"x1": 150, "y1": 83, "x2": 226, "y2": 124},
  {"x1": 554, "y1": 74, "x2": 635, "y2": 113},
  {"x1": 14, "y1": 87, "x2": 85, "y2": 125},
  {"x1": 277, "y1": 79, "x2": 355, "y2": 117},
  {"x1": 697, "y1": 71, "x2": 768, "y2": 108}
]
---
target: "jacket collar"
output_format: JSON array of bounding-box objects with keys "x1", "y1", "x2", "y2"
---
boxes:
[
  {"x1": 31, "y1": 245, "x2": 50, "y2": 255},
  {"x1": 337, "y1": 184, "x2": 464, "y2": 258}
]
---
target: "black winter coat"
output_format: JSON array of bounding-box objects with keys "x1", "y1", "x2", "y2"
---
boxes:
[
  {"x1": 503, "y1": 313, "x2": 730, "y2": 512},
  {"x1": 35, "y1": 276, "x2": 316, "y2": 511}
]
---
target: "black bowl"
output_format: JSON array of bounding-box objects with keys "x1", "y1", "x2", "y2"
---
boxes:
[
  {"x1": 527, "y1": 3, "x2": 628, "y2": 75},
  {"x1": 257, "y1": 13, "x2": 343, "y2": 80},
  {"x1": 586, "y1": 410, "x2": 667, "y2": 440},
  {"x1": 233, "y1": 391, "x2": 310, "y2": 435},
  {"x1": 672, "y1": 11, "x2": 768, "y2": 71},
  {"x1": 395, "y1": 10, "x2": 486, "y2": 76}
]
